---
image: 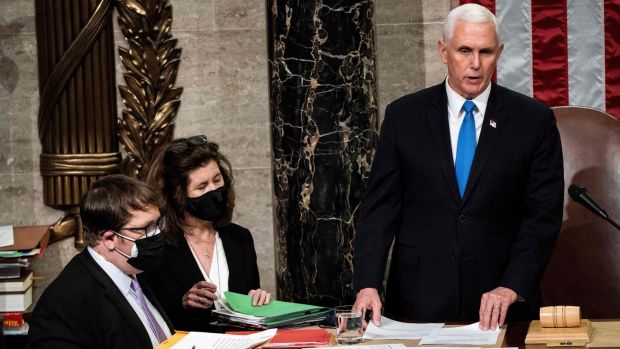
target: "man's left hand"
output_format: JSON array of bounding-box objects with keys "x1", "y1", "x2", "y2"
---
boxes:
[{"x1": 478, "y1": 287, "x2": 517, "y2": 330}]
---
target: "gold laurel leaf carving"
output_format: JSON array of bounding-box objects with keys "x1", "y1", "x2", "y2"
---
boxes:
[{"x1": 117, "y1": 0, "x2": 183, "y2": 179}]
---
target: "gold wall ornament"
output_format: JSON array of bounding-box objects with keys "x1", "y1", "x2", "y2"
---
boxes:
[
  {"x1": 35, "y1": 0, "x2": 120, "y2": 248},
  {"x1": 116, "y1": 0, "x2": 183, "y2": 179}
]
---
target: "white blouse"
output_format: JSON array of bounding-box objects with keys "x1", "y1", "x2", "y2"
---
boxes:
[{"x1": 185, "y1": 232, "x2": 230, "y2": 309}]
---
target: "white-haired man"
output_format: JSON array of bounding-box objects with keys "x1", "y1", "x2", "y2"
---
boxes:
[{"x1": 353, "y1": 3, "x2": 563, "y2": 330}]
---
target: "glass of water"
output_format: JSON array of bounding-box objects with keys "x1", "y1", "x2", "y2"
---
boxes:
[{"x1": 335, "y1": 305, "x2": 363, "y2": 344}]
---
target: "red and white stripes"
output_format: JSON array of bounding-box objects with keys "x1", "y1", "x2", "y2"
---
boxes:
[{"x1": 460, "y1": 0, "x2": 620, "y2": 119}]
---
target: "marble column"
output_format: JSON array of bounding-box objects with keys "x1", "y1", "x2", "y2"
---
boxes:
[{"x1": 268, "y1": 0, "x2": 378, "y2": 306}]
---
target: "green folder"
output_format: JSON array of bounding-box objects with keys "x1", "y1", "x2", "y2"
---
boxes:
[{"x1": 224, "y1": 291, "x2": 328, "y2": 319}]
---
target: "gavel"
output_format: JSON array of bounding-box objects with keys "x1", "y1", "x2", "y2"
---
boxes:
[{"x1": 540, "y1": 306, "x2": 581, "y2": 328}]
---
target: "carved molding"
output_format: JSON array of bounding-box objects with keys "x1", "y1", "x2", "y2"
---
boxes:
[
  {"x1": 116, "y1": 0, "x2": 183, "y2": 179},
  {"x1": 40, "y1": 153, "x2": 122, "y2": 176}
]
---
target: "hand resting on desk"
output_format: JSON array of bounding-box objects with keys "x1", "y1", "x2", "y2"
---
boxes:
[
  {"x1": 478, "y1": 286, "x2": 517, "y2": 331},
  {"x1": 353, "y1": 287, "x2": 383, "y2": 328}
]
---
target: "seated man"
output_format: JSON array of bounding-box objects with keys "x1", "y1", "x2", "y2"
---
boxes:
[{"x1": 29, "y1": 174, "x2": 174, "y2": 349}]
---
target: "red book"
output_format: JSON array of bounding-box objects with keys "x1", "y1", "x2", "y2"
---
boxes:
[
  {"x1": 3, "y1": 311, "x2": 25, "y2": 328},
  {"x1": 226, "y1": 328, "x2": 331, "y2": 348}
]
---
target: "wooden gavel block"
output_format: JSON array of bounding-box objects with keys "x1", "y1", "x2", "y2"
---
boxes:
[{"x1": 540, "y1": 305, "x2": 581, "y2": 328}]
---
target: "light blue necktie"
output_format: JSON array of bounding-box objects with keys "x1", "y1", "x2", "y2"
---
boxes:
[{"x1": 455, "y1": 100, "x2": 476, "y2": 198}]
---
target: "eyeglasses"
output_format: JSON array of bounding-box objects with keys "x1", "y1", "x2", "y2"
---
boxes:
[
  {"x1": 117, "y1": 216, "x2": 163, "y2": 239},
  {"x1": 166, "y1": 135, "x2": 209, "y2": 155}
]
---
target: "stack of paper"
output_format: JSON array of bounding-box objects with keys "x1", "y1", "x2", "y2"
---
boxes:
[
  {"x1": 212, "y1": 292, "x2": 330, "y2": 329},
  {"x1": 419, "y1": 322, "x2": 501, "y2": 345},
  {"x1": 363, "y1": 316, "x2": 444, "y2": 340},
  {"x1": 362, "y1": 316, "x2": 501, "y2": 346}
]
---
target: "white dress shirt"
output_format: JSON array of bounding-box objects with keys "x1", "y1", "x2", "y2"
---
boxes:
[
  {"x1": 445, "y1": 78, "x2": 492, "y2": 163},
  {"x1": 186, "y1": 231, "x2": 230, "y2": 309},
  {"x1": 87, "y1": 247, "x2": 172, "y2": 347}
]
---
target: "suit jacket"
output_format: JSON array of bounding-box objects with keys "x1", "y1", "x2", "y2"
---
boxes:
[
  {"x1": 29, "y1": 249, "x2": 174, "y2": 349},
  {"x1": 143, "y1": 223, "x2": 260, "y2": 332},
  {"x1": 353, "y1": 82, "x2": 564, "y2": 322}
]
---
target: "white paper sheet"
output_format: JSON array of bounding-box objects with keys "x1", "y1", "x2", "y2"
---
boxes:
[
  {"x1": 171, "y1": 328, "x2": 276, "y2": 349},
  {"x1": 320, "y1": 345, "x2": 407, "y2": 349},
  {"x1": 363, "y1": 315, "x2": 444, "y2": 340},
  {"x1": 0, "y1": 225, "x2": 14, "y2": 248},
  {"x1": 417, "y1": 347, "x2": 517, "y2": 349},
  {"x1": 419, "y1": 322, "x2": 501, "y2": 345}
]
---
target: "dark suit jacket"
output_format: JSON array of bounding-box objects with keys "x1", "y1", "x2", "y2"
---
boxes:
[
  {"x1": 353, "y1": 82, "x2": 564, "y2": 322},
  {"x1": 143, "y1": 223, "x2": 260, "y2": 332},
  {"x1": 29, "y1": 249, "x2": 173, "y2": 349}
]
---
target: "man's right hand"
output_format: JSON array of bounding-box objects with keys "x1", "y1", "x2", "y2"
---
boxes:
[{"x1": 353, "y1": 288, "x2": 382, "y2": 328}]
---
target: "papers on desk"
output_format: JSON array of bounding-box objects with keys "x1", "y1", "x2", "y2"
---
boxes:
[
  {"x1": 226, "y1": 328, "x2": 331, "y2": 348},
  {"x1": 419, "y1": 322, "x2": 501, "y2": 345},
  {"x1": 170, "y1": 328, "x2": 276, "y2": 349},
  {"x1": 418, "y1": 347, "x2": 517, "y2": 349},
  {"x1": 320, "y1": 345, "x2": 407, "y2": 349},
  {"x1": 363, "y1": 316, "x2": 444, "y2": 340},
  {"x1": 363, "y1": 317, "x2": 501, "y2": 345},
  {"x1": 211, "y1": 292, "x2": 330, "y2": 329}
]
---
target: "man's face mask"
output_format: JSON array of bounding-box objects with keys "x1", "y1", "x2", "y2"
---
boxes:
[
  {"x1": 185, "y1": 186, "x2": 228, "y2": 222},
  {"x1": 114, "y1": 218, "x2": 166, "y2": 271}
]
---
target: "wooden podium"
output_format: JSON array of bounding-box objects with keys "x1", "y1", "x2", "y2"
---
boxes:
[{"x1": 525, "y1": 320, "x2": 592, "y2": 346}]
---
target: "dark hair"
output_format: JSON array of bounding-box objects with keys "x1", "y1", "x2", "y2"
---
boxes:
[
  {"x1": 146, "y1": 137, "x2": 235, "y2": 245},
  {"x1": 81, "y1": 174, "x2": 163, "y2": 247}
]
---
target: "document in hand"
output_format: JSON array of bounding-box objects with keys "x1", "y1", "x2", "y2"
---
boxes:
[{"x1": 211, "y1": 292, "x2": 330, "y2": 328}]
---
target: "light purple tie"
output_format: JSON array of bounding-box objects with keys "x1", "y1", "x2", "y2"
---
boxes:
[{"x1": 130, "y1": 278, "x2": 167, "y2": 343}]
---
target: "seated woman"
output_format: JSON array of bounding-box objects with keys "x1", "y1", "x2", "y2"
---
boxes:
[{"x1": 144, "y1": 135, "x2": 271, "y2": 331}]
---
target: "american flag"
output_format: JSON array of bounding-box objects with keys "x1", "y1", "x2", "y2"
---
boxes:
[{"x1": 460, "y1": 0, "x2": 620, "y2": 119}]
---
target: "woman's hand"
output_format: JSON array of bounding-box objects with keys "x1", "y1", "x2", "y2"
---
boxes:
[
  {"x1": 182, "y1": 281, "x2": 218, "y2": 310},
  {"x1": 248, "y1": 289, "x2": 271, "y2": 306}
]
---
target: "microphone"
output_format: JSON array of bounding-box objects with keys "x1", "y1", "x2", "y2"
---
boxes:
[{"x1": 568, "y1": 184, "x2": 620, "y2": 231}]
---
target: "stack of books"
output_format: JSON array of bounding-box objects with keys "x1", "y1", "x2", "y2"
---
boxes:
[
  {"x1": 0, "y1": 225, "x2": 50, "y2": 335},
  {"x1": 212, "y1": 292, "x2": 331, "y2": 329}
]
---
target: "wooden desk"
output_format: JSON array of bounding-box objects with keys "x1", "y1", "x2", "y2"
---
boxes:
[{"x1": 158, "y1": 321, "x2": 620, "y2": 348}]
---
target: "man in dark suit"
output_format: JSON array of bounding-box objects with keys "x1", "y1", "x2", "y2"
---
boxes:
[
  {"x1": 29, "y1": 175, "x2": 174, "y2": 349},
  {"x1": 353, "y1": 3, "x2": 563, "y2": 331}
]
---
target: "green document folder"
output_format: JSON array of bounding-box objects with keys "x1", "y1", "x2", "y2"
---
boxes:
[{"x1": 224, "y1": 291, "x2": 328, "y2": 319}]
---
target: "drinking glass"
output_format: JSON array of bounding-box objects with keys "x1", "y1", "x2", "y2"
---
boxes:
[{"x1": 335, "y1": 305, "x2": 363, "y2": 344}]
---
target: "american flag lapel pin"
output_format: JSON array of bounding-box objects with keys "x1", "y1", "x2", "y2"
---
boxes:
[{"x1": 489, "y1": 119, "x2": 497, "y2": 128}]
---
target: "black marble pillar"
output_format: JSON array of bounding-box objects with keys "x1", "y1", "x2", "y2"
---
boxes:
[{"x1": 268, "y1": 0, "x2": 378, "y2": 306}]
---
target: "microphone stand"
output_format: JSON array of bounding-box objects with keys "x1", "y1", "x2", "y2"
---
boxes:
[
  {"x1": 605, "y1": 215, "x2": 620, "y2": 232},
  {"x1": 569, "y1": 184, "x2": 620, "y2": 232}
]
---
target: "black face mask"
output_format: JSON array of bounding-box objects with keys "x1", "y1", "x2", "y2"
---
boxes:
[
  {"x1": 186, "y1": 186, "x2": 228, "y2": 222},
  {"x1": 115, "y1": 231, "x2": 167, "y2": 272}
]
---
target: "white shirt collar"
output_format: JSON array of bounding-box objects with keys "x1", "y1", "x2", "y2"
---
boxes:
[
  {"x1": 87, "y1": 246, "x2": 134, "y2": 296},
  {"x1": 445, "y1": 78, "x2": 492, "y2": 118}
]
